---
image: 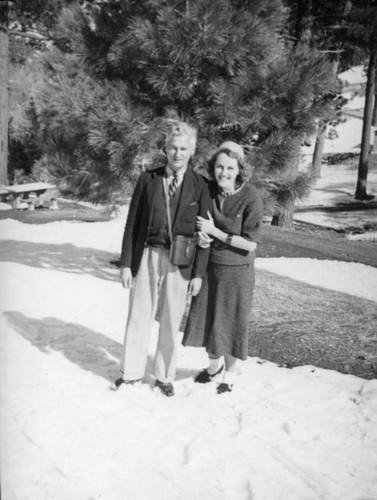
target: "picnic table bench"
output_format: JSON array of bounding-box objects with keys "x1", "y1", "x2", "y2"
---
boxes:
[{"x1": 1, "y1": 182, "x2": 57, "y2": 209}]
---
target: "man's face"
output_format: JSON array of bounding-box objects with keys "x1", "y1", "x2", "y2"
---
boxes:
[{"x1": 165, "y1": 135, "x2": 194, "y2": 172}]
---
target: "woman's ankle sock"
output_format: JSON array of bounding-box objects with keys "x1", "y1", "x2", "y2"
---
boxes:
[
  {"x1": 222, "y1": 370, "x2": 235, "y2": 386},
  {"x1": 208, "y1": 357, "x2": 223, "y2": 375}
]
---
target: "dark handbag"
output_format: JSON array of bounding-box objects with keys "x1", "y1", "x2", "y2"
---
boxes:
[{"x1": 170, "y1": 235, "x2": 197, "y2": 267}]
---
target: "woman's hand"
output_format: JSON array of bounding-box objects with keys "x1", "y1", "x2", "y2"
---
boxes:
[
  {"x1": 196, "y1": 211, "x2": 216, "y2": 236},
  {"x1": 196, "y1": 231, "x2": 213, "y2": 248}
]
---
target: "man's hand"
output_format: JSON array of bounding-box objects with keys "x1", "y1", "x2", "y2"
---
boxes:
[
  {"x1": 188, "y1": 277, "x2": 203, "y2": 297},
  {"x1": 197, "y1": 231, "x2": 213, "y2": 248},
  {"x1": 120, "y1": 267, "x2": 133, "y2": 289}
]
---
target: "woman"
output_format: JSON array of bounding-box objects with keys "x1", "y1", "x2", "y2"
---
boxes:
[{"x1": 183, "y1": 141, "x2": 263, "y2": 394}]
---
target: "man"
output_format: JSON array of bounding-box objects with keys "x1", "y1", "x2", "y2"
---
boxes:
[{"x1": 111, "y1": 122, "x2": 211, "y2": 397}]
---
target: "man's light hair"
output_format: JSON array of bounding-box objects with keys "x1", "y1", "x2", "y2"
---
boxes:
[{"x1": 165, "y1": 121, "x2": 197, "y2": 150}]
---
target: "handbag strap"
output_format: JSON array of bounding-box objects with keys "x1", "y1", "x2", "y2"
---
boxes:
[{"x1": 163, "y1": 178, "x2": 174, "y2": 245}]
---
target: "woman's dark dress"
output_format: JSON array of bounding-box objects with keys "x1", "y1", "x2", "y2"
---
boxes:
[{"x1": 182, "y1": 182, "x2": 263, "y2": 360}]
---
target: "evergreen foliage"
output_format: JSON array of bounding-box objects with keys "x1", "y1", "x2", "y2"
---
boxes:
[
  {"x1": 30, "y1": 0, "x2": 337, "y2": 215},
  {"x1": 8, "y1": 64, "x2": 43, "y2": 182},
  {"x1": 7, "y1": 0, "x2": 78, "y2": 183},
  {"x1": 343, "y1": 0, "x2": 377, "y2": 52}
]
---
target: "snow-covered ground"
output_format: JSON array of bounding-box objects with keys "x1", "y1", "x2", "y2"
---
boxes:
[
  {"x1": 1, "y1": 212, "x2": 377, "y2": 500},
  {"x1": 1, "y1": 64, "x2": 376, "y2": 500},
  {"x1": 297, "y1": 161, "x2": 377, "y2": 208},
  {"x1": 294, "y1": 160, "x2": 377, "y2": 238}
]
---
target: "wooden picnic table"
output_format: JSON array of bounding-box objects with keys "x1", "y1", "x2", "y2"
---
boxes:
[{"x1": 2, "y1": 182, "x2": 57, "y2": 209}]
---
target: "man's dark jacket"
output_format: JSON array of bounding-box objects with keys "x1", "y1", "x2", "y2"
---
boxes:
[{"x1": 120, "y1": 166, "x2": 212, "y2": 278}]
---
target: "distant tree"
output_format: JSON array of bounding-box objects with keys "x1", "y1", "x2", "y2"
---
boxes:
[
  {"x1": 284, "y1": 0, "x2": 357, "y2": 179},
  {"x1": 354, "y1": 50, "x2": 375, "y2": 200},
  {"x1": 347, "y1": 0, "x2": 377, "y2": 200},
  {"x1": 286, "y1": 0, "x2": 377, "y2": 194}
]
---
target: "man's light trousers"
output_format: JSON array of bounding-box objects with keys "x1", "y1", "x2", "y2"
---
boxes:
[{"x1": 120, "y1": 246, "x2": 191, "y2": 383}]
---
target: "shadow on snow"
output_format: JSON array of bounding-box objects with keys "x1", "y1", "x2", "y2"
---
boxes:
[
  {"x1": 3, "y1": 311, "x2": 194, "y2": 384},
  {"x1": 0, "y1": 240, "x2": 120, "y2": 282}
]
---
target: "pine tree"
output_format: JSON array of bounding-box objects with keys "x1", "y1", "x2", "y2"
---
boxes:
[{"x1": 33, "y1": 0, "x2": 336, "y2": 223}]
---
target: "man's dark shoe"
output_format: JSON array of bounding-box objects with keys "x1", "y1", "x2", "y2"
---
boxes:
[
  {"x1": 194, "y1": 365, "x2": 224, "y2": 384},
  {"x1": 155, "y1": 379, "x2": 175, "y2": 397},
  {"x1": 109, "y1": 378, "x2": 141, "y2": 391},
  {"x1": 217, "y1": 383, "x2": 233, "y2": 394}
]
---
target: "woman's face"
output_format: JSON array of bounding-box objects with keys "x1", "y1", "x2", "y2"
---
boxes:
[{"x1": 214, "y1": 152, "x2": 240, "y2": 192}]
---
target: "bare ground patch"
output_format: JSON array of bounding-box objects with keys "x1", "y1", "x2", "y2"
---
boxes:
[{"x1": 249, "y1": 269, "x2": 377, "y2": 379}]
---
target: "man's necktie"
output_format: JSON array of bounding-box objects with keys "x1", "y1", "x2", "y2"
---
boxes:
[{"x1": 169, "y1": 172, "x2": 179, "y2": 197}]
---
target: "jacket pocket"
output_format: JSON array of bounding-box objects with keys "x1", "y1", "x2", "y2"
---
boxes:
[{"x1": 184, "y1": 202, "x2": 199, "y2": 222}]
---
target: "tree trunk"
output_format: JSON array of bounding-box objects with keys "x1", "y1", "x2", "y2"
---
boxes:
[
  {"x1": 311, "y1": 58, "x2": 340, "y2": 178},
  {"x1": 272, "y1": 148, "x2": 300, "y2": 229},
  {"x1": 355, "y1": 50, "x2": 375, "y2": 200},
  {"x1": 372, "y1": 91, "x2": 377, "y2": 126},
  {"x1": 0, "y1": 1, "x2": 9, "y2": 186},
  {"x1": 311, "y1": 121, "x2": 327, "y2": 178},
  {"x1": 271, "y1": 198, "x2": 295, "y2": 228}
]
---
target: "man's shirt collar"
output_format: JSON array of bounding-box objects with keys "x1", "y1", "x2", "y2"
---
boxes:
[{"x1": 165, "y1": 165, "x2": 187, "y2": 178}]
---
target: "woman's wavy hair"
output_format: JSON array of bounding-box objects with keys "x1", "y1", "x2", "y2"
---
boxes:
[{"x1": 207, "y1": 147, "x2": 252, "y2": 186}]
